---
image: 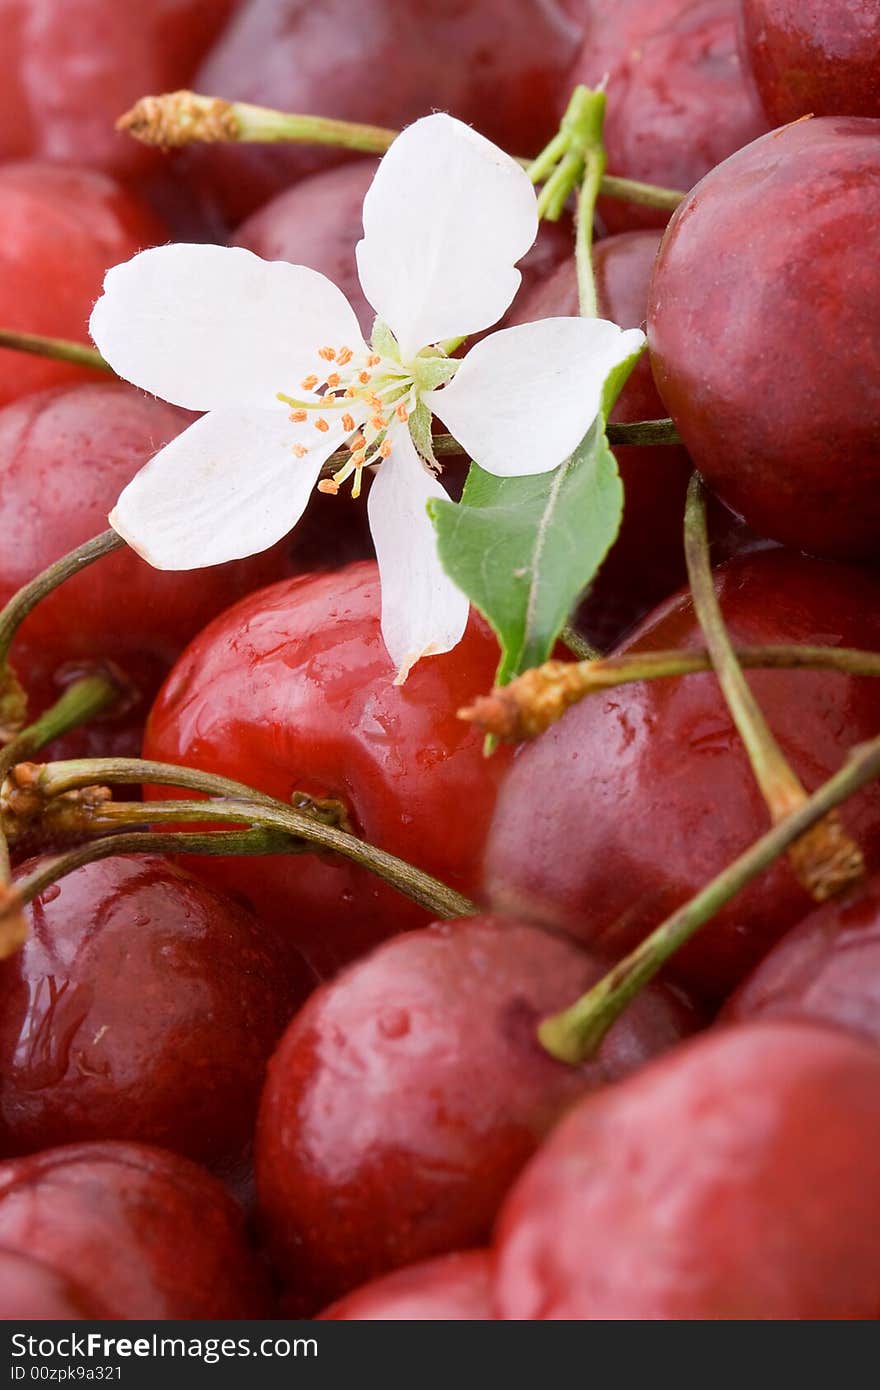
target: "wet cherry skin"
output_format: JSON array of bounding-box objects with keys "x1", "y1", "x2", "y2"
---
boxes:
[
  {"x1": 648, "y1": 117, "x2": 880, "y2": 558},
  {"x1": 0, "y1": 1248, "x2": 106, "y2": 1320},
  {"x1": 188, "y1": 0, "x2": 584, "y2": 221},
  {"x1": 0, "y1": 1, "x2": 239, "y2": 178},
  {"x1": 740, "y1": 0, "x2": 880, "y2": 123},
  {"x1": 494, "y1": 1022, "x2": 880, "y2": 1319},
  {"x1": 485, "y1": 549, "x2": 880, "y2": 1003},
  {"x1": 143, "y1": 562, "x2": 512, "y2": 978},
  {"x1": 255, "y1": 914, "x2": 698, "y2": 1307},
  {"x1": 319, "y1": 1251, "x2": 493, "y2": 1321},
  {"x1": 0, "y1": 1141, "x2": 271, "y2": 1319},
  {"x1": 0, "y1": 164, "x2": 167, "y2": 409},
  {"x1": 573, "y1": 0, "x2": 767, "y2": 232},
  {"x1": 0, "y1": 856, "x2": 312, "y2": 1184},
  {"x1": 726, "y1": 873, "x2": 880, "y2": 1045}
]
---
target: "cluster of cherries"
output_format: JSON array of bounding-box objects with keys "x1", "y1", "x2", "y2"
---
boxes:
[{"x1": 1, "y1": 0, "x2": 880, "y2": 1321}]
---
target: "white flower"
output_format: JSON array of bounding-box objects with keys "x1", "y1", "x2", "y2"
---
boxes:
[{"x1": 90, "y1": 113, "x2": 644, "y2": 682}]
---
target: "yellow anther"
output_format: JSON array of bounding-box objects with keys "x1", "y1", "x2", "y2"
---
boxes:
[
  {"x1": 366, "y1": 354, "x2": 381, "y2": 367},
  {"x1": 301, "y1": 374, "x2": 319, "y2": 391},
  {"x1": 358, "y1": 370, "x2": 372, "y2": 384},
  {"x1": 337, "y1": 347, "x2": 353, "y2": 365},
  {"x1": 371, "y1": 414, "x2": 388, "y2": 430},
  {"x1": 317, "y1": 478, "x2": 339, "y2": 495},
  {"x1": 367, "y1": 392, "x2": 383, "y2": 408},
  {"x1": 318, "y1": 346, "x2": 337, "y2": 361},
  {"x1": 396, "y1": 402, "x2": 409, "y2": 422},
  {"x1": 341, "y1": 413, "x2": 355, "y2": 432},
  {"x1": 326, "y1": 373, "x2": 341, "y2": 389},
  {"x1": 289, "y1": 409, "x2": 307, "y2": 423},
  {"x1": 344, "y1": 387, "x2": 356, "y2": 398},
  {"x1": 292, "y1": 443, "x2": 309, "y2": 458},
  {"x1": 351, "y1": 433, "x2": 366, "y2": 450},
  {"x1": 315, "y1": 417, "x2": 330, "y2": 433},
  {"x1": 379, "y1": 439, "x2": 392, "y2": 458}
]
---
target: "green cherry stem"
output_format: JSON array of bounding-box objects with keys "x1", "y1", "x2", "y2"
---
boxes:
[
  {"x1": 0, "y1": 328, "x2": 110, "y2": 373},
  {"x1": 539, "y1": 730, "x2": 880, "y2": 1065},
  {"x1": 684, "y1": 472, "x2": 865, "y2": 901},
  {"x1": 0, "y1": 530, "x2": 125, "y2": 672}
]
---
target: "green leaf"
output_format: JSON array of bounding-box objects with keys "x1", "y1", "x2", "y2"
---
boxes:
[{"x1": 427, "y1": 417, "x2": 623, "y2": 684}]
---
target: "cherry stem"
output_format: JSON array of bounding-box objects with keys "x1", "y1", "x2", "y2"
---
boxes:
[
  {"x1": 0, "y1": 671, "x2": 123, "y2": 885},
  {"x1": 0, "y1": 530, "x2": 125, "y2": 673},
  {"x1": 10, "y1": 756, "x2": 478, "y2": 921},
  {"x1": 0, "y1": 328, "x2": 110, "y2": 374},
  {"x1": 684, "y1": 473, "x2": 864, "y2": 900},
  {"x1": 539, "y1": 730, "x2": 880, "y2": 1064},
  {"x1": 118, "y1": 90, "x2": 686, "y2": 212}
]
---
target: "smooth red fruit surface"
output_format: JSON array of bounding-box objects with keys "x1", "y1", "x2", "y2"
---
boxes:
[
  {"x1": 649, "y1": 118, "x2": 880, "y2": 557},
  {"x1": 0, "y1": 856, "x2": 311, "y2": 1180},
  {"x1": 320, "y1": 1251, "x2": 493, "y2": 1321},
  {"x1": 495, "y1": 1022, "x2": 880, "y2": 1319},
  {"x1": 509, "y1": 231, "x2": 693, "y2": 646},
  {"x1": 485, "y1": 550, "x2": 880, "y2": 1002},
  {"x1": 234, "y1": 160, "x2": 573, "y2": 340},
  {"x1": 144, "y1": 562, "x2": 510, "y2": 977},
  {"x1": 0, "y1": 1248, "x2": 105, "y2": 1320},
  {"x1": 189, "y1": 0, "x2": 583, "y2": 221},
  {"x1": 0, "y1": 164, "x2": 166, "y2": 408},
  {"x1": 726, "y1": 874, "x2": 880, "y2": 1045},
  {"x1": 0, "y1": 1142, "x2": 270, "y2": 1319},
  {"x1": 574, "y1": 0, "x2": 767, "y2": 231},
  {"x1": 256, "y1": 915, "x2": 697, "y2": 1304},
  {"x1": 741, "y1": 0, "x2": 880, "y2": 123},
  {"x1": 0, "y1": 1, "x2": 239, "y2": 177}
]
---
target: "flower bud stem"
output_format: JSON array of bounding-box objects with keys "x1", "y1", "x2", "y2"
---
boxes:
[{"x1": 0, "y1": 328, "x2": 110, "y2": 373}]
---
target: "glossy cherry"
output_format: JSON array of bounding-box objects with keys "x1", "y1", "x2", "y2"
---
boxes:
[
  {"x1": 495, "y1": 1022, "x2": 880, "y2": 1318},
  {"x1": 649, "y1": 117, "x2": 880, "y2": 557},
  {"x1": 573, "y1": 0, "x2": 767, "y2": 231},
  {"x1": 0, "y1": 1141, "x2": 271, "y2": 1319},
  {"x1": 189, "y1": 0, "x2": 584, "y2": 221},
  {"x1": 0, "y1": 1, "x2": 239, "y2": 178},
  {"x1": 255, "y1": 914, "x2": 698, "y2": 1306},
  {"x1": 740, "y1": 0, "x2": 880, "y2": 123},
  {"x1": 485, "y1": 549, "x2": 880, "y2": 1002},
  {"x1": 0, "y1": 856, "x2": 312, "y2": 1183},
  {"x1": 144, "y1": 562, "x2": 511, "y2": 977},
  {"x1": 319, "y1": 1251, "x2": 493, "y2": 1321},
  {"x1": 0, "y1": 164, "x2": 167, "y2": 409},
  {"x1": 726, "y1": 873, "x2": 880, "y2": 1045},
  {"x1": 0, "y1": 1248, "x2": 106, "y2": 1320}
]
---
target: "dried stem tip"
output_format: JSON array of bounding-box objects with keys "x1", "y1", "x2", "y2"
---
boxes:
[
  {"x1": 117, "y1": 91, "x2": 238, "y2": 148},
  {"x1": 460, "y1": 660, "x2": 589, "y2": 741},
  {"x1": 0, "y1": 762, "x2": 112, "y2": 843}
]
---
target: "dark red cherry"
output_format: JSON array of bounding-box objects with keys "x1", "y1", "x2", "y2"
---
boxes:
[
  {"x1": 188, "y1": 0, "x2": 584, "y2": 221},
  {"x1": 0, "y1": 164, "x2": 167, "y2": 409},
  {"x1": 485, "y1": 549, "x2": 880, "y2": 1003},
  {"x1": 0, "y1": 1248, "x2": 106, "y2": 1320},
  {"x1": 726, "y1": 873, "x2": 880, "y2": 1044},
  {"x1": 255, "y1": 914, "x2": 698, "y2": 1306},
  {"x1": 319, "y1": 1251, "x2": 493, "y2": 1321},
  {"x1": 740, "y1": 0, "x2": 880, "y2": 123},
  {"x1": 0, "y1": 1, "x2": 239, "y2": 178},
  {"x1": 648, "y1": 117, "x2": 880, "y2": 557},
  {"x1": 0, "y1": 1141, "x2": 271, "y2": 1318},
  {"x1": 0, "y1": 856, "x2": 312, "y2": 1183},
  {"x1": 143, "y1": 562, "x2": 511, "y2": 977},
  {"x1": 573, "y1": 0, "x2": 768, "y2": 232},
  {"x1": 495, "y1": 1022, "x2": 880, "y2": 1319}
]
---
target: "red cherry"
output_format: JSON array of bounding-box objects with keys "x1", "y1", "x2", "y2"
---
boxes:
[
  {"x1": 741, "y1": 0, "x2": 880, "y2": 123},
  {"x1": 648, "y1": 117, "x2": 880, "y2": 557},
  {"x1": 255, "y1": 914, "x2": 698, "y2": 1306},
  {"x1": 0, "y1": 1141, "x2": 271, "y2": 1318},
  {"x1": 143, "y1": 561, "x2": 512, "y2": 977},
  {"x1": 187, "y1": 0, "x2": 584, "y2": 221},
  {"x1": 726, "y1": 874, "x2": 880, "y2": 1044},
  {"x1": 0, "y1": 164, "x2": 167, "y2": 409},
  {"x1": 319, "y1": 1251, "x2": 493, "y2": 1321},
  {"x1": 573, "y1": 0, "x2": 767, "y2": 232},
  {"x1": 485, "y1": 549, "x2": 880, "y2": 1002},
  {"x1": 0, "y1": 1248, "x2": 106, "y2": 1320},
  {"x1": 0, "y1": 856, "x2": 312, "y2": 1182},
  {"x1": 494, "y1": 1022, "x2": 880, "y2": 1319},
  {"x1": 0, "y1": 1, "x2": 239, "y2": 178}
]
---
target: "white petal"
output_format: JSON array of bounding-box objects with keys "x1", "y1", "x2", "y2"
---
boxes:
[
  {"x1": 356, "y1": 114, "x2": 538, "y2": 359},
  {"x1": 427, "y1": 318, "x2": 646, "y2": 478},
  {"x1": 110, "y1": 407, "x2": 352, "y2": 569},
  {"x1": 90, "y1": 243, "x2": 366, "y2": 412},
  {"x1": 367, "y1": 427, "x2": 470, "y2": 682}
]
